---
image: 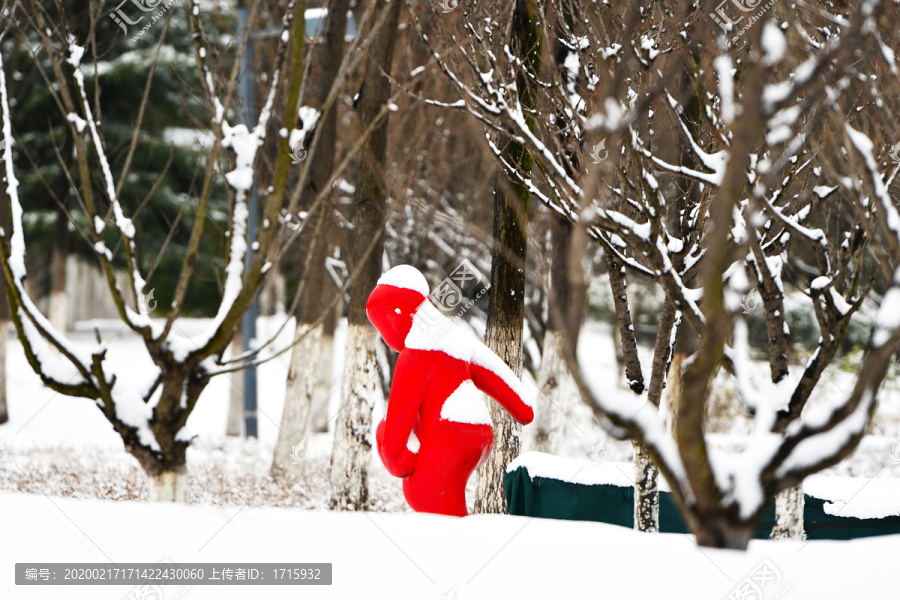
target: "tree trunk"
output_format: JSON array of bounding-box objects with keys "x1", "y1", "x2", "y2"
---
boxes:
[
  {"x1": 474, "y1": 0, "x2": 542, "y2": 514},
  {"x1": 312, "y1": 301, "x2": 337, "y2": 433},
  {"x1": 665, "y1": 353, "x2": 685, "y2": 435},
  {"x1": 474, "y1": 303, "x2": 526, "y2": 513},
  {"x1": 531, "y1": 330, "x2": 569, "y2": 454},
  {"x1": 129, "y1": 441, "x2": 190, "y2": 503},
  {"x1": 275, "y1": 0, "x2": 350, "y2": 478},
  {"x1": 532, "y1": 214, "x2": 578, "y2": 455},
  {"x1": 48, "y1": 210, "x2": 69, "y2": 332},
  {"x1": 226, "y1": 330, "x2": 244, "y2": 436},
  {"x1": 688, "y1": 514, "x2": 754, "y2": 550},
  {"x1": 148, "y1": 469, "x2": 188, "y2": 502},
  {"x1": 274, "y1": 220, "x2": 328, "y2": 479},
  {"x1": 607, "y1": 252, "x2": 670, "y2": 532},
  {"x1": 529, "y1": 8, "x2": 588, "y2": 457},
  {"x1": 272, "y1": 324, "x2": 320, "y2": 479},
  {"x1": 260, "y1": 267, "x2": 286, "y2": 316},
  {"x1": 633, "y1": 441, "x2": 659, "y2": 532},
  {"x1": 329, "y1": 324, "x2": 379, "y2": 510},
  {"x1": 329, "y1": 0, "x2": 401, "y2": 510},
  {"x1": 114, "y1": 374, "x2": 198, "y2": 503},
  {"x1": 633, "y1": 297, "x2": 680, "y2": 532},
  {"x1": 473, "y1": 140, "x2": 531, "y2": 514},
  {"x1": 0, "y1": 322, "x2": 7, "y2": 424},
  {"x1": 45, "y1": 120, "x2": 75, "y2": 333},
  {"x1": 0, "y1": 169, "x2": 10, "y2": 425},
  {"x1": 770, "y1": 484, "x2": 805, "y2": 540}
]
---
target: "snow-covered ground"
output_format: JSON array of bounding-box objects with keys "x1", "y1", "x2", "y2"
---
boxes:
[
  {"x1": 2, "y1": 490, "x2": 897, "y2": 600},
  {"x1": 1, "y1": 316, "x2": 899, "y2": 598}
]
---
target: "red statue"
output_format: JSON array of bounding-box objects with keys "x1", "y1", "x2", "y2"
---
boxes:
[{"x1": 367, "y1": 265, "x2": 534, "y2": 516}]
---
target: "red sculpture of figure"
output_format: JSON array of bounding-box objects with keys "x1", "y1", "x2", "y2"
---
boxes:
[{"x1": 367, "y1": 265, "x2": 534, "y2": 516}]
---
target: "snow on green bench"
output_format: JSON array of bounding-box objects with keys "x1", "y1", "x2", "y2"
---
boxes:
[
  {"x1": 507, "y1": 451, "x2": 671, "y2": 490},
  {"x1": 804, "y1": 477, "x2": 900, "y2": 520}
]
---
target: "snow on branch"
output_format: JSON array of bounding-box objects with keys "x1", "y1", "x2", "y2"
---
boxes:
[
  {"x1": 67, "y1": 41, "x2": 150, "y2": 330},
  {"x1": 0, "y1": 47, "x2": 97, "y2": 393},
  {"x1": 172, "y1": 0, "x2": 298, "y2": 360},
  {"x1": 844, "y1": 124, "x2": 900, "y2": 262}
]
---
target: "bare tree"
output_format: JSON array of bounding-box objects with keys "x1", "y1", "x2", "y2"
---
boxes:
[
  {"x1": 419, "y1": 0, "x2": 900, "y2": 547},
  {"x1": 329, "y1": 0, "x2": 404, "y2": 511},
  {"x1": 272, "y1": 0, "x2": 352, "y2": 481},
  {"x1": 469, "y1": 0, "x2": 544, "y2": 514},
  {"x1": 0, "y1": 0, "x2": 348, "y2": 500},
  {"x1": 531, "y1": 3, "x2": 586, "y2": 457},
  {"x1": 532, "y1": 215, "x2": 582, "y2": 455}
]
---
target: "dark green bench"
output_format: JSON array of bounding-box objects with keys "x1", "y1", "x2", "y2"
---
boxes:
[{"x1": 505, "y1": 463, "x2": 900, "y2": 540}]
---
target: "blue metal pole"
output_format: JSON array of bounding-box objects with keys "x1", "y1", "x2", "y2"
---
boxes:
[{"x1": 237, "y1": 6, "x2": 258, "y2": 439}]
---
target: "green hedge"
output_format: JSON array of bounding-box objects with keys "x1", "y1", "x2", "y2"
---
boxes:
[{"x1": 505, "y1": 466, "x2": 900, "y2": 540}]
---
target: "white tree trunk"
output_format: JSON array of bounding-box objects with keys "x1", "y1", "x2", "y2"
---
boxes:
[
  {"x1": 633, "y1": 441, "x2": 659, "y2": 532},
  {"x1": 148, "y1": 471, "x2": 188, "y2": 502},
  {"x1": 531, "y1": 330, "x2": 570, "y2": 454},
  {"x1": 329, "y1": 323, "x2": 379, "y2": 510},
  {"x1": 48, "y1": 289, "x2": 68, "y2": 333},
  {"x1": 770, "y1": 484, "x2": 805, "y2": 540},
  {"x1": 663, "y1": 353, "x2": 685, "y2": 436},
  {"x1": 226, "y1": 331, "x2": 243, "y2": 437},
  {"x1": 0, "y1": 322, "x2": 7, "y2": 424},
  {"x1": 311, "y1": 329, "x2": 334, "y2": 433},
  {"x1": 260, "y1": 269, "x2": 286, "y2": 317},
  {"x1": 639, "y1": 351, "x2": 686, "y2": 533},
  {"x1": 272, "y1": 323, "x2": 321, "y2": 479}
]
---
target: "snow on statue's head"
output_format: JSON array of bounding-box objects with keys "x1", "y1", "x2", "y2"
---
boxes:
[{"x1": 366, "y1": 265, "x2": 430, "y2": 351}]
